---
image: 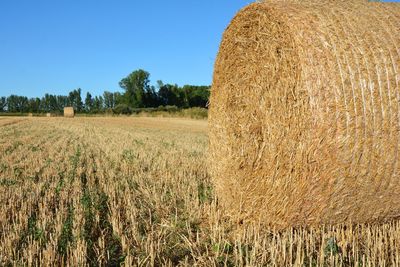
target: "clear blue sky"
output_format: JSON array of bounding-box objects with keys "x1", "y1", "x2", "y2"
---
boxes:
[{"x1": 0, "y1": 0, "x2": 254, "y2": 98}]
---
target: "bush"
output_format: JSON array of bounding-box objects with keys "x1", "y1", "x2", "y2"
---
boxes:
[
  {"x1": 164, "y1": 105, "x2": 179, "y2": 113},
  {"x1": 105, "y1": 108, "x2": 114, "y2": 115},
  {"x1": 155, "y1": 105, "x2": 179, "y2": 113},
  {"x1": 182, "y1": 107, "x2": 208, "y2": 119},
  {"x1": 113, "y1": 104, "x2": 132, "y2": 115}
]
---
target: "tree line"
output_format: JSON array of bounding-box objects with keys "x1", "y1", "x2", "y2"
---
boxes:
[{"x1": 0, "y1": 69, "x2": 210, "y2": 114}]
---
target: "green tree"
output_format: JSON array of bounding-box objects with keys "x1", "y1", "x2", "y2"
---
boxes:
[
  {"x1": 158, "y1": 82, "x2": 184, "y2": 107},
  {"x1": 7, "y1": 95, "x2": 29, "y2": 112},
  {"x1": 0, "y1": 97, "x2": 7, "y2": 112},
  {"x1": 119, "y1": 69, "x2": 150, "y2": 108},
  {"x1": 182, "y1": 85, "x2": 210, "y2": 108},
  {"x1": 103, "y1": 91, "x2": 115, "y2": 109},
  {"x1": 114, "y1": 92, "x2": 124, "y2": 106},
  {"x1": 49, "y1": 94, "x2": 58, "y2": 111},
  {"x1": 68, "y1": 88, "x2": 83, "y2": 112},
  {"x1": 41, "y1": 94, "x2": 58, "y2": 112},
  {"x1": 144, "y1": 85, "x2": 159, "y2": 107},
  {"x1": 40, "y1": 95, "x2": 49, "y2": 112},
  {"x1": 57, "y1": 95, "x2": 69, "y2": 111},
  {"x1": 85, "y1": 92, "x2": 94, "y2": 113},
  {"x1": 28, "y1": 98, "x2": 41, "y2": 113},
  {"x1": 93, "y1": 96, "x2": 104, "y2": 112}
]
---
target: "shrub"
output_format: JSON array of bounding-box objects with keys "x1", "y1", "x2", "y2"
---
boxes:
[{"x1": 113, "y1": 104, "x2": 132, "y2": 115}]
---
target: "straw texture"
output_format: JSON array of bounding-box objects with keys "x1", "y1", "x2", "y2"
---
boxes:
[
  {"x1": 64, "y1": 107, "x2": 74, "y2": 118},
  {"x1": 209, "y1": 1, "x2": 400, "y2": 228}
]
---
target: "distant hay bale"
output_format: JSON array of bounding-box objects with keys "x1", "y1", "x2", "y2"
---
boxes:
[
  {"x1": 64, "y1": 107, "x2": 74, "y2": 118},
  {"x1": 46, "y1": 113, "x2": 51, "y2": 117},
  {"x1": 209, "y1": 1, "x2": 400, "y2": 228},
  {"x1": 28, "y1": 113, "x2": 33, "y2": 117}
]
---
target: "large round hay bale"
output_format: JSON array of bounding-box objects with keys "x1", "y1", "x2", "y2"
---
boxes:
[
  {"x1": 64, "y1": 107, "x2": 74, "y2": 118},
  {"x1": 209, "y1": 1, "x2": 400, "y2": 228}
]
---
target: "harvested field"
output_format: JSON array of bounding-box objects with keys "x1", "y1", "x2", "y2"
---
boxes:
[
  {"x1": 0, "y1": 117, "x2": 399, "y2": 266},
  {"x1": 0, "y1": 117, "x2": 27, "y2": 127}
]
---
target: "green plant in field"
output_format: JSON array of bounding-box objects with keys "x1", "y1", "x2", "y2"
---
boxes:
[
  {"x1": 44, "y1": 158, "x2": 53, "y2": 167},
  {"x1": 0, "y1": 178, "x2": 18, "y2": 186},
  {"x1": 18, "y1": 202, "x2": 46, "y2": 251},
  {"x1": 324, "y1": 237, "x2": 341, "y2": 256},
  {"x1": 58, "y1": 204, "x2": 74, "y2": 257},
  {"x1": 80, "y1": 187, "x2": 98, "y2": 266},
  {"x1": 55, "y1": 173, "x2": 64, "y2": 195},
  {"x1": 5, "y1": 141, "x2": 21, "y2": 155},
  {"x1": 212, "y1": 241, "x2": 233, "y2": 254},
  {"x1": 198, "y1": 182, "x2": 213, "y2": 204},
  {"x1": 132, "y1": 139, "x2": 144, "y2": 146},
  {"x1": 30, "y1": 145, "x2": 39, "y2": 152},
  {"x1": 122, "y1": 149, "x2": 136, "y2": 162},
  {"x1": 13, "y1": 166, "x2": 23, "y2": 178},
  {"x1": 69, "y1": 146, "x2": 81, "y2": 170},
  {"x1": 0, "y1": 163, "x2": 8, "y2": 172}
]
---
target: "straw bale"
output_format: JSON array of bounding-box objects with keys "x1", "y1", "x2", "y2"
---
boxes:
[
  {"x1": 64, "y1": 107, "x2": 74, "y2": 118},
  {"x1": 209, "y1": 1, "x2": 400, "y2": 228},
  {"x1": 46, "y1": 113, "x2": 51, "y2": 117}
]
